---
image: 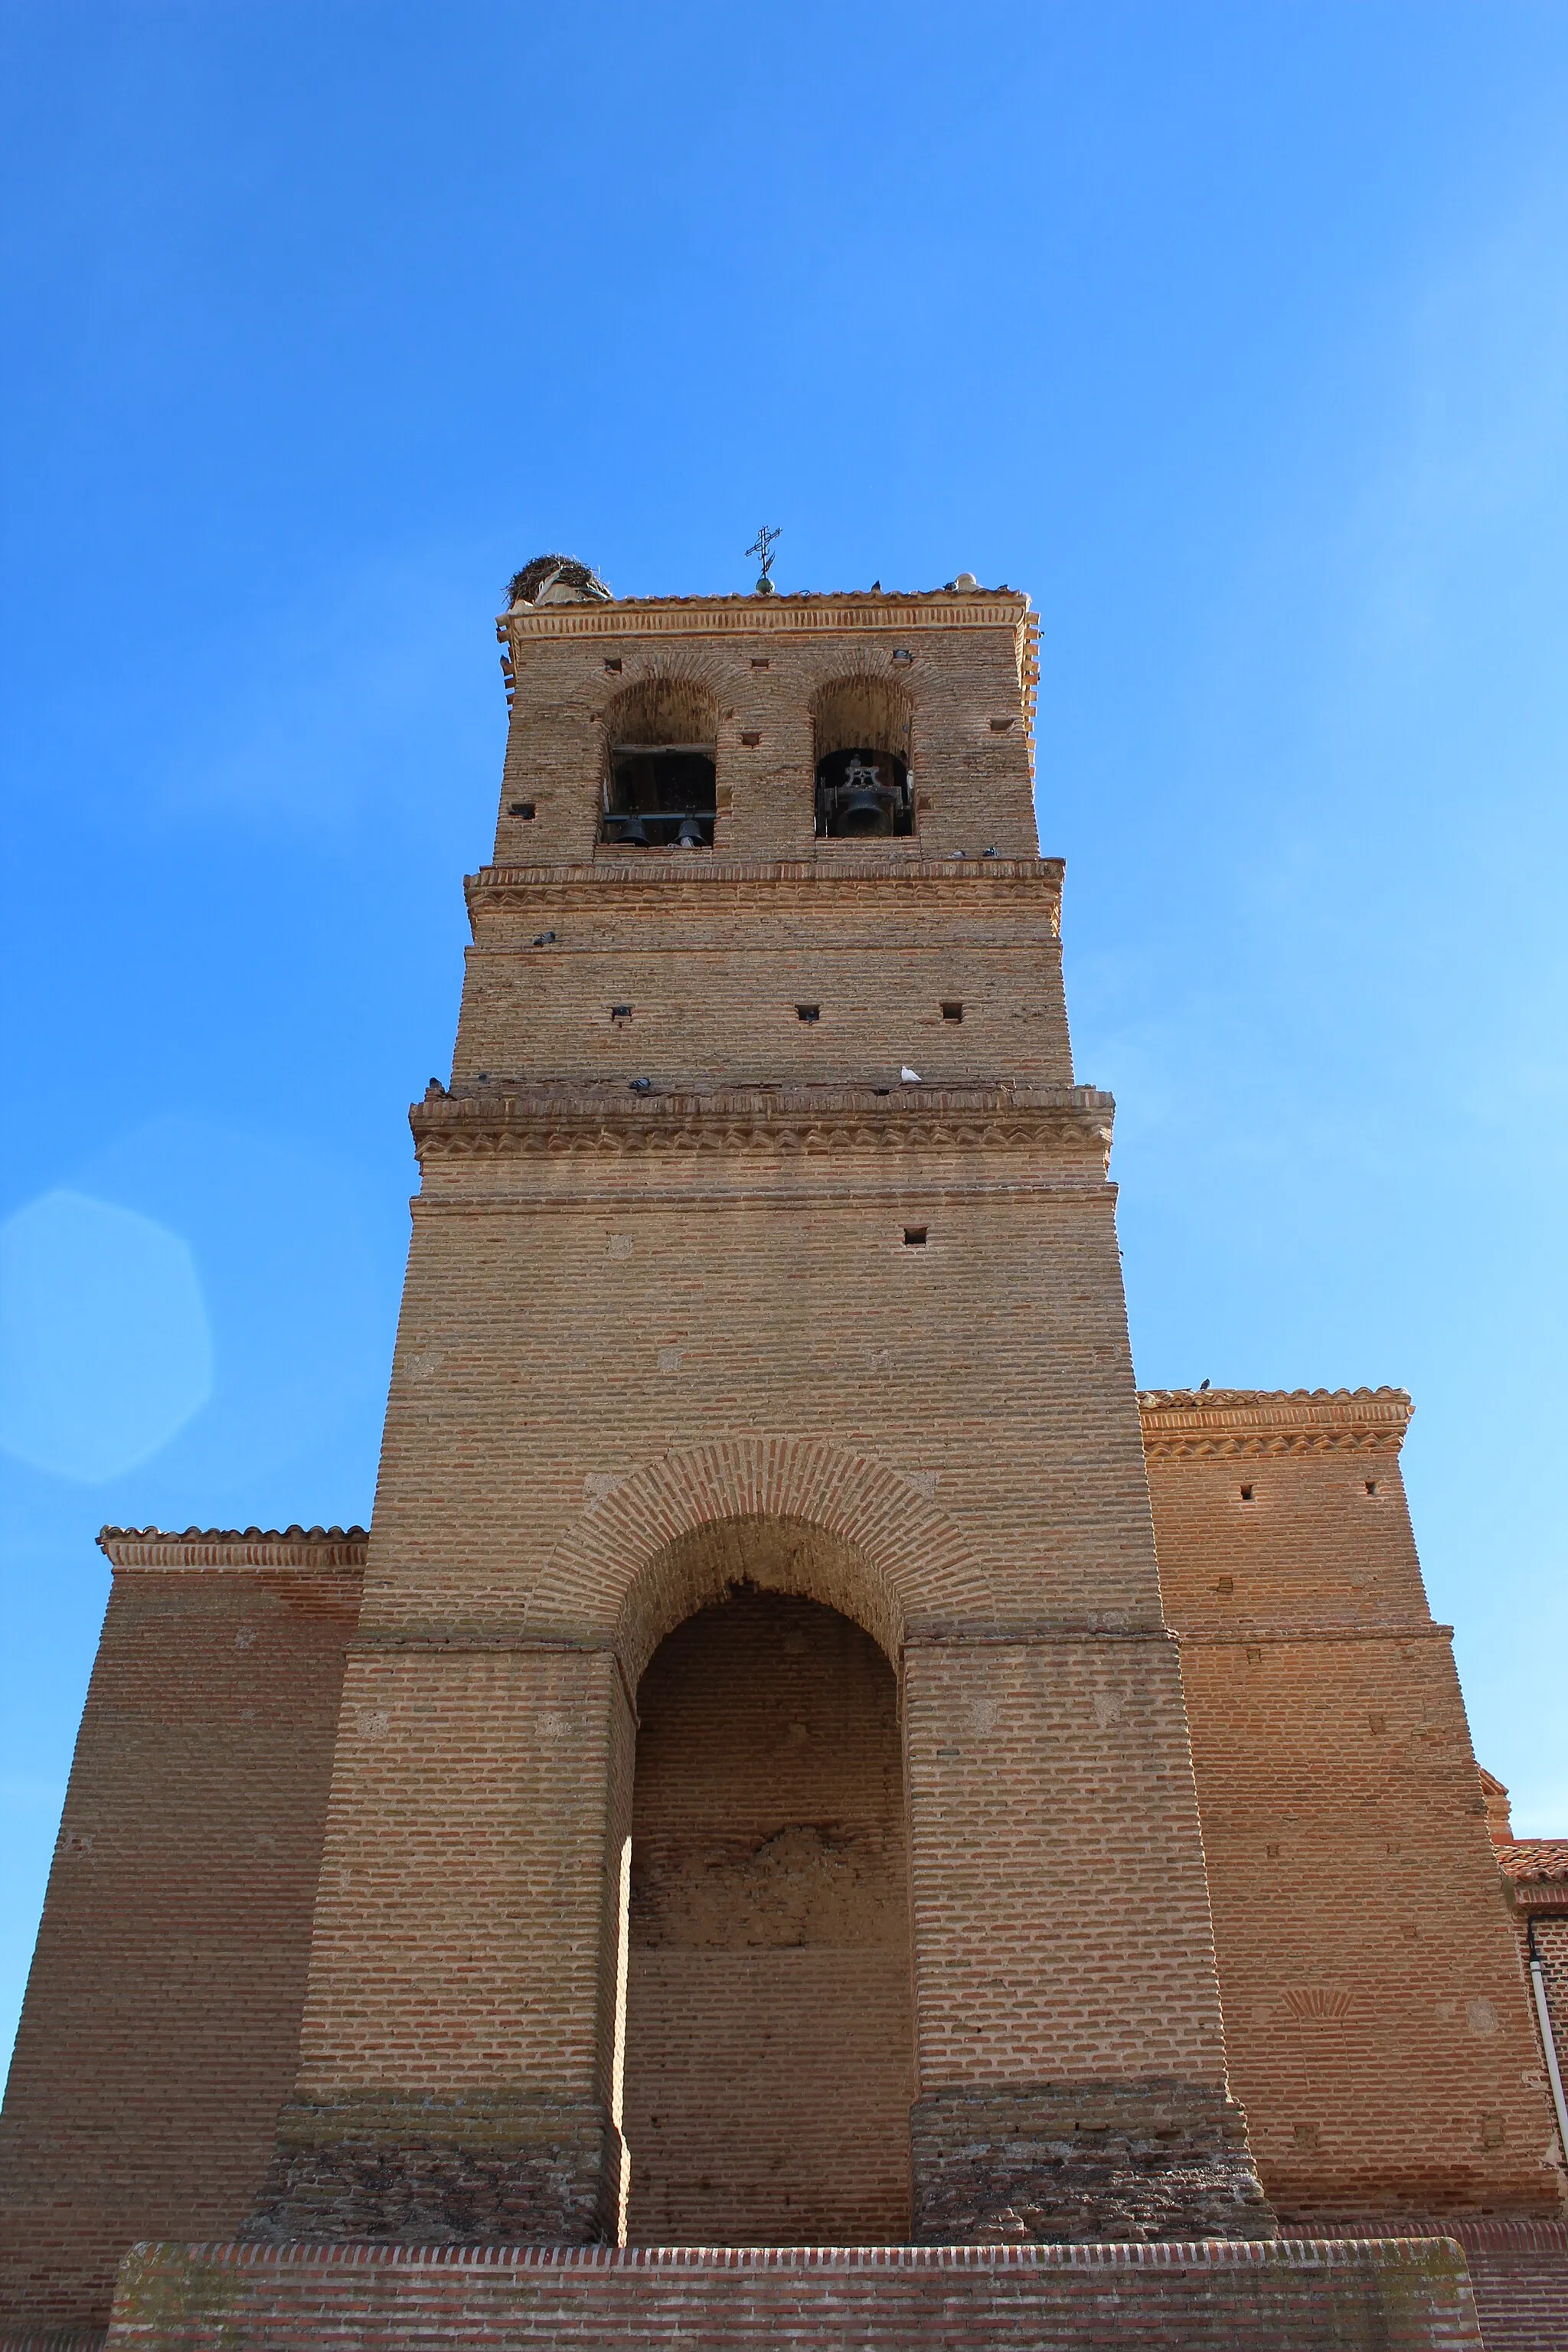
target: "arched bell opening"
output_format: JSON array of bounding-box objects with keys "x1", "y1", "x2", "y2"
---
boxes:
[
  {"x1": 600, "y1": 674, "x2": 721, "y2": 850},
  {"x1": 812, "y1": 675, "x2": 914, "y2": 839},
  {"x1": 617, "y1": 1521, "x2": 914, "y2": 2246}
]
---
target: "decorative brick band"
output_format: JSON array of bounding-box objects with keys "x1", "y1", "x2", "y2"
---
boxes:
[
  {"x1": 411, "y1": 1083, "x2": 1115, "y2": 1161},
  {"x1": 96, "y1": 1527, "x2": 368, "y2": 1573},
  {"x1": 909, "y1": 2080, "x2": 1276, "y2": 2244},
  {"x1": 1175, "y1": 1622, "x2": 1452, "y2": 1647},
  {"x1": 119, "y1": 2236, "x2": 1475, "y2": 2272},
  {"x1": 499, "y1": 590, "x2": 1031, "y2": 645},
  {"x1": 1139, "y1": 1388, "x2": 1412, "y2": 1462},
  {"x1": 468, "y1": 855, "x2": 1063, "y2": 901}
]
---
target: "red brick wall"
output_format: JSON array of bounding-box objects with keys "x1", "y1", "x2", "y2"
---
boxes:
[
  {"x1": 0, "y1": 1534, "x2": 363, "y2": 2332},
  {"x1": 100, "y1": 2237, "x2": 1485, "y2": 2352},
  {"x1": 1314, "y1": 2219, "x2": 1568, "y2": 2351},
  {"x1": 624, "y1": 1589, "x2": 913, "y2": 2243},
  {"x1": 1142, "y1": 1391, "x2": 1557, "y2": 2219}
]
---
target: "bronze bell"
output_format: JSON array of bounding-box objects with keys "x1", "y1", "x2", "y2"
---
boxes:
[
  {"x1": 836, "y1": 788, "x2": 888, "y2": 835},
  {"x1": 616, "y1": 812, "x2": 650, "y2": 846}
]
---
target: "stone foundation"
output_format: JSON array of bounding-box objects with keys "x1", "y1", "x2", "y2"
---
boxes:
[
  {"x1": 101, "y1": 2239, "x2": 1480, "y2": 2352},
  {"x1": 910, "y1": 2079, "x2": 1275, "y2": 2240},
  {"x1": 246, "y1": 2095, "x2": 623, "y2": 2245}
]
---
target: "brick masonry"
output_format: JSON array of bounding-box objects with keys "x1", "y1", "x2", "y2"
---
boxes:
[
  {"x1": 98, "y1": 2238, "x2": 1485, "y2": 2352},
  {"x1": 1142, "y1": 1389, "x2": 1562, "y2": 2223},
  {"x1": 0, "y1": 1531, "x2": 364, "y2": 2334},
  {"x1": 3, "y1": 577, "x2": 1564, "y2": 2348}
]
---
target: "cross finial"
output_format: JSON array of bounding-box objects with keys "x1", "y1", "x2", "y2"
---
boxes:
[{"x1": 746, "y1": 524, "x2": 781, "y2": 592}]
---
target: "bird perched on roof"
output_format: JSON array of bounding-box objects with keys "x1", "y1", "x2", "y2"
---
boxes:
[
  {"x1": 1199, "y1": 1377, "x2": 1211, "y2": 1390},
  {"x1": 900, "y1": 1067, "x2": 922, "y2": 1083}
]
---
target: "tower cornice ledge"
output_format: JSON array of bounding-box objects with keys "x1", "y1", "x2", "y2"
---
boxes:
[
  {"x1": 1139, "y1": 1387, "x2": 1413, "y2": 1459},
  {"x1": 498, "y1": 587, "x2": 1033, "y2": 648},
  {"x1": 97, "y1": 1525, "x2": 369, "y2": 1573},
  {"x1": 466, "y1": 856, "x2": 1063, "y2": 904},
  {"x1": 411, "y1": 1080, "x2": 1115, "y2": 1160}
]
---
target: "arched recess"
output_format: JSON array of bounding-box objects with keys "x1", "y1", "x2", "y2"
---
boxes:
[
  {"x1": 598, "y1": 670, "x2": 724, "y2": 848},
  {"x1": 524, "y1": 1434, "x2": 994, "y2": 1683},
  {"x1": 811, "y1": 673, "x2": 915, "y2": 838}
]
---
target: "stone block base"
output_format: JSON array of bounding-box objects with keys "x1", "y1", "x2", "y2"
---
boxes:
[
  {"x1": 910, "y1": 2079, "x2": 1275, "y2": 2240},
  {"x1": 245, "y1": 2096, "x2": 624, "y2": 2245},
  {"x1": 103, "y1": 2239, "x2": 1480, "y2": 2352}
]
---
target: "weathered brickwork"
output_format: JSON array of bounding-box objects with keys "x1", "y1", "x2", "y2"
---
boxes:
[
  {"x1": 1312, "y1": 2219, "x2": 1568, "y2": 2352},
  {"x1": 1142, "y1": 1390, "x2": 1559, "y2": 2220},
  {"x1": 5, "y1": 574, "x2": 1563, "y2": 2348},
  {"x1": 0, "y1": 1532, "x2": 364, "y2": 2333},
  {"x1": 101, "y1": 2237, "x2": 1485, "y2": 2352}
]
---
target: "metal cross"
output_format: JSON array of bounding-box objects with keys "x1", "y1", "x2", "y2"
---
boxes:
[{"x1": 746, "y1": 524, "x2": 781, "y2": 585}]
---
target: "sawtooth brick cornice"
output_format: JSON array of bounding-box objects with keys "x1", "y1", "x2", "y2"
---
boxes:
[
  {"x1": 498, "y1": 589, "x2": 1033, "y2": 649},
  {"x1": 410, "y1": 1082, "x2": 1115, "y2": 1161},
  {"x1": 98, "y1": 1525, "x2": 368, "y2": 1573},
  {"x1": 1138, "y1": 1387, "x2": 1413, "y2": 1460},
  {"x1": 466, "y1": 857, "x2": 1063, "y2": 918}
]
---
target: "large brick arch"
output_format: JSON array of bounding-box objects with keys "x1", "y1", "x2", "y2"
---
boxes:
[{"x1": 524, "y1": 1436, "x2": 994, "y2": 1681}]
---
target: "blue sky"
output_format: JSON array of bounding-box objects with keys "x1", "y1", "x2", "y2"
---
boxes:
[{"x1": 3, "y1": 3, "x2": 1566, "y2": 2066}]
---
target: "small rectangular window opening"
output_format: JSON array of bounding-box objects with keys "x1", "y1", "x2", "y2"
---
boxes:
[
  {"x1": 750, "y1": 658, "x2": 770, "y2": 670},
  {"x1": 989, "y1": 717, "x2": 1014, "y2": 732},
  {"x1": 1240, "y1": 1484, "x2": 1254, "y2": 1502},
  {"x1": 1215, "y1": 1575, "x2": 1234, "y2": 1596},
  {"x1": 892, "y1": 648, "x2": 913, "y2": 664},
  {"x1": 610, "y1": 1004, "x2": 632, "y2": 1024},
  {"x1": 1365, "y1": 1480, "x2": 1379, "y2": 1496},
  {"x1": 795, "y1": 1004, "x2": 820, "y2": 1023},
  {"x1": 508, "y1": 801, "x2": 536, "y2": 818},
  {"x1": 604, "y1": 657, "x2": 623, "y2": 672},
  {"x1": 940, "y1": 1001, "x2": 963, "y2": 1023},
  {"x1": 903, "y1": 1226, "x2": 928, "y2": 1247},
  {"x1": 740, "y1": 731, "x2": 761, "y2": 746}
]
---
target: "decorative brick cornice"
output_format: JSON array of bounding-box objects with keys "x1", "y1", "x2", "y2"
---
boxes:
[
  {"x1": 98, "y1": 1525, "x2": 368, "y2": 1573},
  {"x1": 498, "y1": 588, "x2": 1031, "y2": 649},
  {"x1": 1498, "y1": 1841, "x2": 1568, "y2": 1912},
  {"x1": 466, "y1": 857, "x2": 1063, "y2": 905},
  {"x1": 1139, "y1": 1388, "x2": 1413, "y2": 1461},
  {"x1": 410, "y1": 1083, "x2": 1115, "y2": 1163}
]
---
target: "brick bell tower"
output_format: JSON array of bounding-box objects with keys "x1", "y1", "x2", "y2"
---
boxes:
[{"x1": 250, "y1": 554, "x2": 1274, "y2": 2249}]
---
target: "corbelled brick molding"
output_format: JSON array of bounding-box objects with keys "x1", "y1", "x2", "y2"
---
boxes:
[
  {"x1": 1139, "y1": 1387, "x2": 1413, "y2": 1459},
  {"x1": 411, "y1": 1083, "x2": 1113, "y2": 1162},
  {"x1": 98, "y1": 1526, "x2": 369, "y2": 1573}
]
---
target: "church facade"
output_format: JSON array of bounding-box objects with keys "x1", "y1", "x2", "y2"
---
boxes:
[{"x1": 2, "y1": 562, "x2": 1563, "y2": 2350}]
